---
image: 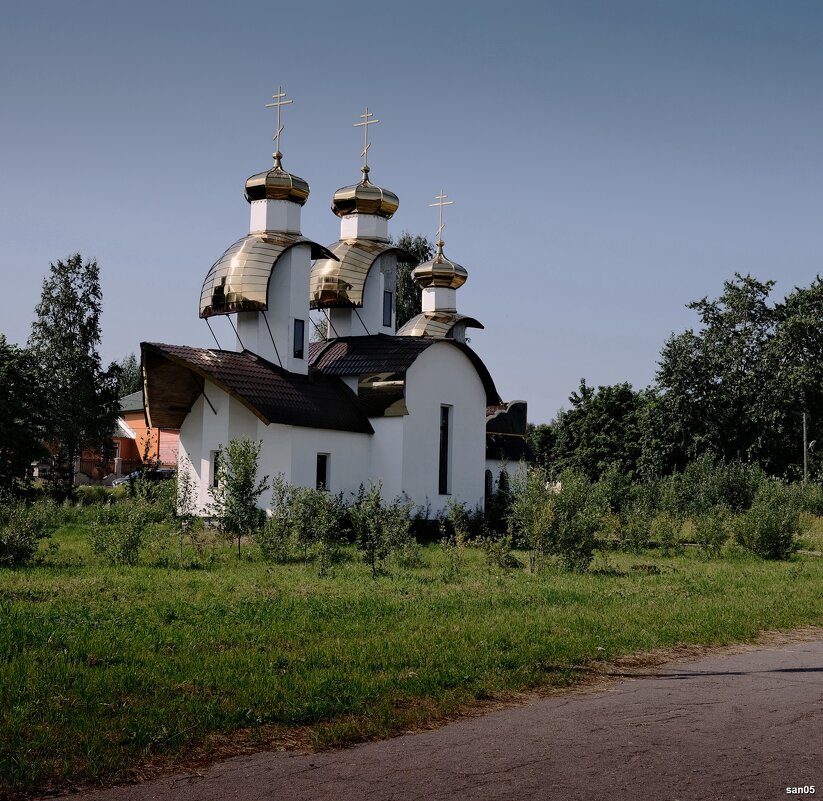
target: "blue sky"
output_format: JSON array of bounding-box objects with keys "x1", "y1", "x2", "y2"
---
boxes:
[{"x1": 1, "y1": 0, "x2": 822, "y2": 422}]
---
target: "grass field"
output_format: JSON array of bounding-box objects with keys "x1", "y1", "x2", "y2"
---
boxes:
[{"x1": 2, "y1": 521, "x2": 823, "y2": 798}]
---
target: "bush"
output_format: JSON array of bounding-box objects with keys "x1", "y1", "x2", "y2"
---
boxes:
[
  {"x1": 618, "y1": 506, "x2": 651, "y2": 553},
  {"x1": 735, "y1": 481, "x2": 800, "y2": 560},
  {"x1": 256, "y1": 475, "x2": 295, "y2": 563},
  {"x1": 650, "y1": 512, "x2": 683, "y2": 555},
  {"x1": 548, "y1": 470, "x2": 604, "y2": 571},
  {"x1": 89, "y1": 501, "x2": 151, "y2": 565},
  {"x1": 658, "y1": 456, "x2": 767, "y2": 518},
  {"x1": 350, "y1": 483, "x2": 412, "y2": 577},
  {"x1": 693, "y1": 507, "x2": 729, "y2": 558},
  {"x1": 788, "y1": 481, "x2": 823, "y2": 517},
  {"x1": 508, "y1": 466, "x2": 554, "y2": 571},
  {"x1": 509, "y1": 468, "x2": 603, "y2": 572},
  {"x1": 475, "y1": 532, "x2": 522, "y2": 570},
  {"x1": 76, "y1": 485, "x2": 112, "y2": 506},
  {"x1": 210, "y1": 439, "x2": 268, "y2": 559},
  {"x1": 0, "y1": 500, "x2": 57, "y2": 567}
]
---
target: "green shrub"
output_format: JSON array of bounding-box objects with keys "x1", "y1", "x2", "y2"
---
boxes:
[
  {"x1": 475, "y1": 532, "x2": 522, "y2": 570},
  {"x1": 350, "y1": 483, "x2": 412, "y2": 577},
  {"x1": 549, "y1": 470, "x2": 605, "y2": 571},
  {"x1": 0, "y1": 500, "x2": 58, "y2": 567},
  {"x1": 735, "y1": 481, "x2": 800, "y2": 560},
  {"x1": 210, "y1": 439, "x2": 268, "y2": 559},
  {"x1": 788, "y1": 481, "x2": 823, "y2": 517},
  {"x1": 693, "y1": 507, "x2": 730, "y2": 558},
  {"x1": 508, "y1": 466, "x2": 553, "y2": 571},
  {"x1": 650, "y1": 512, "x2": 683, "y2": 555},
  {"x1": 76, "y1": 485, "x2": 112, "y2": 506},
  {"x1": 256, "y1": 475, "x2": 295, "y2": 563},
  {"x1": 619, "y1": 506, "x2": 650, "y2": 554},
  {"x1": 658, "y1": 456, "x2": 767, "y2": 518},
  {"x1": 89, "y1": 501, "x2": 151, "y2": 565}
]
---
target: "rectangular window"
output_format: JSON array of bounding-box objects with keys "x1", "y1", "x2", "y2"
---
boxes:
[
  {"x1": 383, "y1": 290, "x2": 393, "y2": 328},
  {"x1": 211, "y1": 450, "x2": 221, "y2": 488},
  {"x1": 439, "y1": 405, "x2": 451, "y2": 495},
  {"x1": 293, "y1": 319, "x2": 305, "y2": 359},
  {"x1": 316, "y1": 453, "x2": 329, "y2": 490}
]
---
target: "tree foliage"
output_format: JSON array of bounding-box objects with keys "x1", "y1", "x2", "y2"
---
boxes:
[
  {"x1": 393, "y1": 232, "x2": 434, "y2": 328},
  {"x1": 550, "y1": 380, "x2": 653, "y2": 481},
  {"x1": 655, "y1": 273, "x2": 823, "y2": 478},
  {"x1": 116, "y1": 352, "x2": 142, "y2": 397},
  {"x1": 210, "y1": 438, "x2": 269, "y2": 559},
  {"x1": 0, "y1": 335, "x2": 45, "y2": 492},
  {"x1": 28, "y1": 254, "x2": 120, "y2": 490}
]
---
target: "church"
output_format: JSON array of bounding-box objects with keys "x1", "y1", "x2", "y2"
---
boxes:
[{"x1": 142, "y1": 92, "x2": 528, "y2": 516}]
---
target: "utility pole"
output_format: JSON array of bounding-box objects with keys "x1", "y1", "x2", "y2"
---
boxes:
[{"x1": 803, "y1": 410, "x2": 808, "y2": 483}]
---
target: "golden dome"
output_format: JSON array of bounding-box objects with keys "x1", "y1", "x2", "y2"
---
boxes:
[
  {"x1": 244, "y1": 152, "x2": 310, "y2": 206},
  {"x1": 331, "y1": 167, "x2": 399, "y2": 219},
  {"x1": 412, "y1": 246, "x2": 468, "y2": 290}
]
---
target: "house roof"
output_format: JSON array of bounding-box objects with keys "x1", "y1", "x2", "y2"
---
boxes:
[
  {"x1": 309, "y1": 334, "x2": 502, "y2": 407},
  {"x1": 142, "y1": 342, "x2": 373, "y2": 434},
  {"x1": 120, "y1": 390, "x2": 144, "y2": 413}
]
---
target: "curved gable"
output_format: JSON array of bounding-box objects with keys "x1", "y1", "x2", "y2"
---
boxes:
[{"x1": 200, "y1": 233, "x2": 336, "y2": 318}]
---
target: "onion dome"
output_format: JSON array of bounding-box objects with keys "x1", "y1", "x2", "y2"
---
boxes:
[
  {"x1": 245, "y1": 151, "x2": 310, "y2": 206},
  {"x1": 331, "y1": 165, "x2": 399, "y2": 219},
  {"x1": 411, "y1": 242, "x2": 468, "y2": 289}
]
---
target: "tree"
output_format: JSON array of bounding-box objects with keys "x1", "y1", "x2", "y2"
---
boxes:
[
  {"x1": 116, "y1": 352, "x2": 142, "y2": 397},
  {"x1": 393, "y1": 232, "x2": 434, "y2": 328},
  {"x1": 656, "y1": 274, "x2": 778, "y2": 470},
  {"x1": 0, "y1": 335, "x2": 46, "y2": 492},
  {"x1": 549, "y1": 379, "x2": 652, "y2": 481},
  {"x1": 28, "y1": 254, "x2": 120, "y2": 492},
  {"x1": 210, "y1": 438, "x2": 269, "y2": 559}
]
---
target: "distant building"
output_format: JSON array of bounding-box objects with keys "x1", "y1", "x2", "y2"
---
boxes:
[{"x1": 143, "y1": 98, "x2": 527, "y2": 514}]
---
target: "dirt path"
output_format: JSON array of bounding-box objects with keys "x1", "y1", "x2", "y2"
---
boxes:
[{"x1": 50, "y1": 632, "x2": 823, "y2": 801}]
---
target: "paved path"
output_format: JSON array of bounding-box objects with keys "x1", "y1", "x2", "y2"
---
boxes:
[{"x1": 55, "y1": 636, "x2": 823, "y2": 801}]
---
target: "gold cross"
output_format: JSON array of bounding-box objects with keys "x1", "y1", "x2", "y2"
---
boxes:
[
  {"x1": 265, "y1": 86, "x2": 294, "y2": 161},
  {"x1": 354, "y1": 107, "x2": 379, "y2": 171},
  {"x1": 429, "y1": 191, "x2": 454, "y2": 245}
]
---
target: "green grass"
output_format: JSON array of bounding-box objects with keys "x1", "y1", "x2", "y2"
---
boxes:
[{"x1": 2, "y1": 524, "x2": 823, "y2": 798}]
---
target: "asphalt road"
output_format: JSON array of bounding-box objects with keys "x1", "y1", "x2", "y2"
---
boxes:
[{"x1": 52, "y1": 634, "x2": 823, "y2": 801}]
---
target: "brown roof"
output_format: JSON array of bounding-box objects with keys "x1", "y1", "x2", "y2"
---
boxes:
[
  {"x1": 142, "y1": 343, "x2": 373, "y2": 434},
  {"x1": 309, "y1": 335, "x2": 502, "y2": 407}
]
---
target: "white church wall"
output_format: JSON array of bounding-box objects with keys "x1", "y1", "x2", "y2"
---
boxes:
[
  {"x1": 368, "y1": 416, "x2": 404, "y2": 501},
  {"x1": 289, "y1": 427, "x2": 371, "y2": 497},
  {"x1": 178, "y1": 381, "x2": 232, "y2": 514},
  {"x1": 401, "y1": 343, "x2": 487, "y2": 516},
  {"x1": 256, "y1": 421, "x2": 293, "y2": 492}
]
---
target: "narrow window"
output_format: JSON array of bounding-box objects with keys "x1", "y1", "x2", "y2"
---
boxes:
[
  {"x1": 383, "y1": 290, "x2": 393, "y2": 328},
  {"x1": 293, "y1": 319, "x2": 305, "y2": 359},
  {"x1": 439, "y1": 405, "x2": 451, "y2": 495},
  {"x1": 485, "y1": 469, "x2": 493, "y2": 502},
  {"x1": 316, "y1": 453, "x2": 329, "y2": 490},
  {"x1": 211, "y1": 450, "x2": 221, "y2": 488}
]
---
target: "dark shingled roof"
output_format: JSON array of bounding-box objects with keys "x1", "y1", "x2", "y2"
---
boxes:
[
  {"x1": 142, "y1": 343, "x2": 373, "y2": 434},
  {"x1": 309, "y1": 334, "x2": 433, "y2": 375},
  {"x1": 309, "y1": 334, "x2": 502, "y2": 407}
]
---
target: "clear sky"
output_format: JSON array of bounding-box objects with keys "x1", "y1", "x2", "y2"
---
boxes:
[{"x1": 1, "y1": 0, "x2": 822, "y2": 423}]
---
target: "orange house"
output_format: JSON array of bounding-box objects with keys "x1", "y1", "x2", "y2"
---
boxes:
[{"x1": 114, "y1": 391, "x2": 179, "y2": 468}]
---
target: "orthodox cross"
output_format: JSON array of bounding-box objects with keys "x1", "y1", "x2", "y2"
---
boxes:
[
  {"x1": 429, "y1": 191, "x2": 454, "y2": 250},
  {"x1": 265, "y1": 86, "x2": 293, "y2": 163},
  {"x1": 354, "y1": 107, "x2": 379, "y2": 173}
]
